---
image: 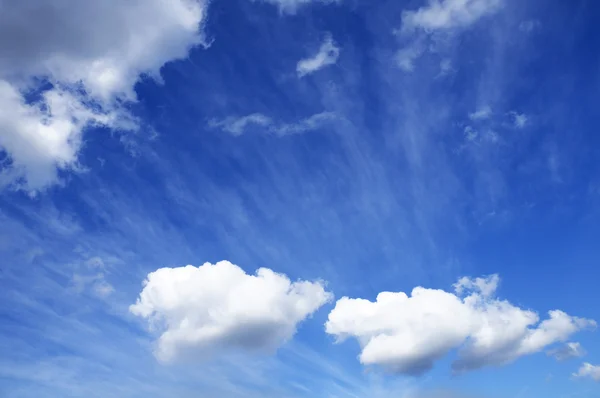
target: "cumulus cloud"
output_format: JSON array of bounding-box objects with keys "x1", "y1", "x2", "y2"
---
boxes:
[
  {"x1": 209, "y1": 111, "x2": 338, "y2": 136},
  {"x1": 547, "y1": 342, "x2": 586, "y2": 361},
  {"x1": 573, "y1": 363, "x2": 600, "y2": 382},
  {"x1": 297, "y1": 35, "x2": 340, "y2": 77},
  {"x1": 325, "y1": 275, "x2": 595, "y2": 375},
  {"x1": 130, "y1": 261, "x2": 332, "y2": 363},
  {"x1": 397, "y1": 0, "x2": 503, "y2": 71},
  {"x1": 0, "y1": 0, "x2": 206, "y2": 192}
]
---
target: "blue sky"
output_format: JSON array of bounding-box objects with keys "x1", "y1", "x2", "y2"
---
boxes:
[{"x1": 1, "y1": 0, "x2": 600, "y2": 397}]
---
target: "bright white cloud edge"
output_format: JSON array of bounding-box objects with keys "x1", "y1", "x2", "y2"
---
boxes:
[
  {"x1": 130, "y1": 260, "x2": 333, "y2": 363},
  {"x1": 325, "y1": 274, "x2": 596, "y2": 375},
  {"x1": 0, "y1": 0, "x2": 207, "y2": 192}
]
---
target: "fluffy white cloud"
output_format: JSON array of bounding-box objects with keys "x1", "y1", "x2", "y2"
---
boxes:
[
  {"x1": 397, "y1": 0, "x2": 503, "y2": 71},
  {"x1": 209, "y1": 111, "x2": 338, "y2": 136},
  {"x1": 0, "y1": 0, "x2": 206, "y2": 192},
  {"x1": 297, "y1": 35, "x2": 340, "y2": 77},
  {"x1": 0, "y1": 81, "x2": 135, "y2": 191},
  {"x1": 325, "y1": 275, "x2": 595, "y2": 375},
  {"x1": 548, "y1": 342, "x2": 586, "y2": 361},
  {"x1": 130, "y1": 261, "x2": 332, "y2": 363},
  {"x1": 573, "y1": 363, "x2": 600, "y2": 382}
]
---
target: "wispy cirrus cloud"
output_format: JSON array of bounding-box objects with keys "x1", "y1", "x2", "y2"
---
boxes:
[
  {"x1": 208, "y1": 113, "x2": 273, "y2": 136},
  {"x1": 209, "y1": 111, "x2": 338, "y2": 136},
  {"x1": 297, "y1": 34, "x2": 340, "y2": 77},
  {"x1": 469, "y1": 106, "x2": 492, "y2": 121}
]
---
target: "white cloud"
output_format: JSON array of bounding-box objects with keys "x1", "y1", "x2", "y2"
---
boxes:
[
  {"x1": 397, "y1": 43, "x2": 426, "y2": 72},
  {"x1": 548, "y1": 342, "x2": 586, "y2": 361},
  {"x1": 573, "y1": 363, "x2": 600, "y2": 381},
  {"x1": 0, "y1": 81, "x2": 133, "y2": 191},
  {"x1": 512, "y1": 112, "x2": 528, "y2": 128},
  {"x1": 208, "y1": 113, "x2": 273, "y2": 136},
  {"x1": 273, "y1": 112, "x2": 338, "y2": 136},
  {"x1": 325, "y1": 275, "x2": 595, "y2": 375},
  {"x1": 0, "y1": 0, "x2": 206, "y2": 192},
  {"x1": 130, "y1": 261, "x2": 332, "y2": 363},
  {"x1": 469, "y1": 106, "x2": 492, "y2": 121},
  {"x1": 401, "y1": 0, "x2": 503, "y2": 32},
  {"x1": 397, "y1": 0, "x2": 503, "y2": 71},
  {"x1": 210, "y1": 111, "x2": 338, "y2": 136},
  {"x1": 464, "y1": 126, "x2": 478, "y2": 141},
  {"x1": 297, "y1": 35, "x2": 340, "y2": 77}
]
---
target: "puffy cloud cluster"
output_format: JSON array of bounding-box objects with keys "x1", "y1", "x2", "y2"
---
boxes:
[
  {"x1": 130, "y1": 261, "x2": 332, "y2": 363},
  {"x1": 325, "y1": 275, "x2": 596, "y2": 375},
  {"x1": 0, "y1": 0, "x2": 206, "y2": 192}
]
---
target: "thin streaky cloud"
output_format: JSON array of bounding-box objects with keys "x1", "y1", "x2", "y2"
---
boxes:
[
  {"x1": 210, "y1": 111, "x2": 338, "y2": 136},
  {"x1": 469, "y1": 106, "x2": 492, "y2": 121},
  {"x1": 297, "y1": 34, "x2": 340, "y2": 77}
]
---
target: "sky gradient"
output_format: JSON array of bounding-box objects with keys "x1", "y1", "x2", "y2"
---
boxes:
[{"x1": 1, "y1": 0, "x2": 600, "y2": 397}]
